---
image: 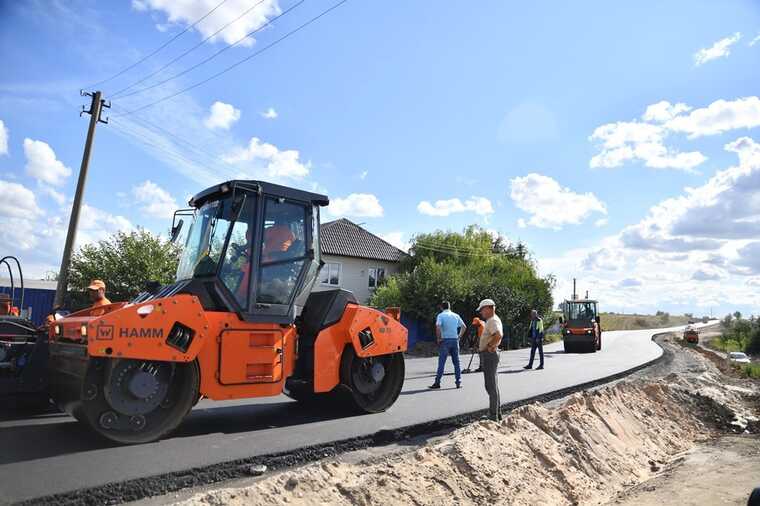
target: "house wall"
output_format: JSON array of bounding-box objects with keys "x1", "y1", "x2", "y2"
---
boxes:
[{"x1": 312, "y1": 255, "x2": 400, "y2": 304}]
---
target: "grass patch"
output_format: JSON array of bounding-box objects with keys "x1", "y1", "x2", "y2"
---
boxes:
[
  {"x1": 600, "y1": 313, "x2": 691, "y2": 331},
  {"x1": 545, "y1": 332, "x2": 562, "y2": 344},
  {"x1": 737, "y1": 363, "x2": 760, "y2": 379}
]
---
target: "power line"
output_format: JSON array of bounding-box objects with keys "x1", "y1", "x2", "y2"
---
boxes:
[
  {"x1": 110, "y1": 0, "x2": 273, "y2": 99},
  {"x1": 113, "y1": 0, "x2": 348, "y2": 118},
  {"x1": 110, "y1": 105, "x2": 240, "y2": 178},
  {"x1": 85, "y1": 0, "x2": 233, "y2": 90}
]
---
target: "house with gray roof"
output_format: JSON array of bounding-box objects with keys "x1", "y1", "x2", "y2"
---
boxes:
[{"x1": 315, "y1": 218, "x2": 406, "y2": 303}]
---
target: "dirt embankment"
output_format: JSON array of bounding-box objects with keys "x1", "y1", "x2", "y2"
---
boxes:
[{"x1": 174, "y1": 335, "x2": 759, "y2": 506}]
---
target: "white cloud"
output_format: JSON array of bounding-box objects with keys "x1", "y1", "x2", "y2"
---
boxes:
[
  {"x1": 594, "y1": 218, "x2": 608, "y2": 227},
  {"x1": 581, "y1": 247, "x2": 625, "y2": 271},
  {"x1": 0, "y1": 120, "x2": 8, "y2": 155},
  {"x1": 589, "y1": 121, "x2": 706, "y2": 171},
  {"x1": 417, "y1": 196, "x2": 494, "y2": 217},
  {"x1": 694, "y1": 32, "x2": 741, "y2": 66},
  {"x1": 359, "y1": 170, "x2": 368, "y2": 180},
  {"x1": 204, "y1": 101, "x2": 241, "y2": 130},
  {"x1": 0, "y1": 179, "x2": 43, "y2": 219},
  {"x1": 642, "y1": 101, "x2": 692, "y2": 123},
  {"x1": 509, "y1": 173, "x2": 606, "y2": 230},
  {"x1": 223, "y1": 137, "x2": 310, "y2": 179},
  {"x1": 135, "y1": 0, "x2": 281, "y2": 46},
  {"x1": 23, "y1": 138, "x2": 72, "y2": 186},
  {"x1": 750, "y1": 34, "x2": 760, "y2": 47},
  {"x1": 620, "y1": 137, "x2": 760, "y2": 254},
  {"x1": 665, "y1": 97, "x2": 760, "y2": 138},
  {"x1": 40, "y1": 185, "x2": 66, "y2": 205},
  {"x1": 132, "y1": 180, "x2": 178, "y2": 220},
  {"x1": 260, "y1": 107, "x2": 278, "y2": 120},
  {"x1": 380, "y1": 231, "x2": 409, "y2": 252},
  {"x1": 327, "y1": 193, "x2": 383, "y2": 218}
]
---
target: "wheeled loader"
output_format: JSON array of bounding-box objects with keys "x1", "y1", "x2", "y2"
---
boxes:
[{"x1": 48, "y1": 180, "x2": 408, "y2": 444}]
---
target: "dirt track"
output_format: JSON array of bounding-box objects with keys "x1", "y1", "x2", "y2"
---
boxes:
[{"x1": 166, "y1": 335, "x2": 760, "y2": 506}]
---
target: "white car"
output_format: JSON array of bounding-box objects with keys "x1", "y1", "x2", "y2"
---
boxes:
[{"x1": 728, "y1": 351, "x2": 751, "y2": 364}]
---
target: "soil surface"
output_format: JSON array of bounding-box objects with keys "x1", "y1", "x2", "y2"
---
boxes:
[{"x1": 163, "y1": 333, "x2": 760, "y2": 506}]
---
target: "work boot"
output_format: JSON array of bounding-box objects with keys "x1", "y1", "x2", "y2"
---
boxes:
[
  {"x1": 536, "y1": 365, "x2": 544, "y2": 370},
  {"x1": 524, "y1": 365, "x2": 532, "y2": 370},
  {"x1": 428, "y1": 383, "x2": 441, "y2": 389},
  {"x1": 456, "y1": 382, "x2": 461, "y2": 389}
]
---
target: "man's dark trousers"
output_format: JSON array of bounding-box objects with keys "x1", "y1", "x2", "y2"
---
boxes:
[
  {"x1": 480, "y1": 351, "x2": 501, "y2": 421},
  {"x1": 435, "y1": 339, "x2": 461, "y2": 385},
  {"x1": 527, "y1": 336, "x2": 544, "y2": 368}
]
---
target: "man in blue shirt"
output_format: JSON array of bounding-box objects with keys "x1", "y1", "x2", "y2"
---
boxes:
[{"x1": 429, "y1": 301, "x2": 466, "y2": 389}]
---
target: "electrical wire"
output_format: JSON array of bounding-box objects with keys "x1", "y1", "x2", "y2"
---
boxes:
[
  {"x1": 110, "y1": 0, "x2": 275, "y2": 99},
  {"x1": 113, "y1": 0, "x2": 348, "y2": 118},
  {"x1": 85, "y1": 0, "x2": 233, "y2": 90}
]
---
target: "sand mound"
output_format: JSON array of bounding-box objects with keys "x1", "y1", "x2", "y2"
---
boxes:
[{"x1": 177, "y1": 348, "x2": 758, "y2": 506}]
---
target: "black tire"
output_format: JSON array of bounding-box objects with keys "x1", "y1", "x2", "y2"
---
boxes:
[
  {"x1": 597, "y1": 335, "x2": 602, "y2": 351},
  {"x1": 339, "y1": 347, "x2": 404, "y2": 413},
  {"x1": 748, "y1": 487, "x2": 760, "y2": 506},
  {"x1": 75, "y1": 359, "x2": 200, "y2": 445},
  {"x1": 563, "y1": 341, "x2": 574, "y2": 353}
]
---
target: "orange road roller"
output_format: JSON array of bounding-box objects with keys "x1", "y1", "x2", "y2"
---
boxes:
[{"x1": 48, "y1": 180, "x2": 408, "y2": 444}]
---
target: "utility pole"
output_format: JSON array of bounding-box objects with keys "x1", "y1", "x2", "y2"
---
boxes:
[
  {"x1": 572, "y1": 278, "x2": 577, "y2": 300},
  {"x1": 53, "y1": 91, "x2": 109, "y2": 309}
]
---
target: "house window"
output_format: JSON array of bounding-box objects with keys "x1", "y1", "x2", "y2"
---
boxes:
[
  {"x1": 368, "y1": 267, "x2": 385, "y2": 289},
  {"x1": 320, "y1": 262, "x2": 341, "y2": 286}
]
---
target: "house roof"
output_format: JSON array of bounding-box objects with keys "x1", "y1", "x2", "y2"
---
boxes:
[{"x1": 320, "y1": 218, "x2": 406, "y2": 263}]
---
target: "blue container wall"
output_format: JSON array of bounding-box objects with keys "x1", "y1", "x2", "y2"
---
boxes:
[
  {"x1": 400, "y1": 315, "x2": 436, "y2": 350},
  {"x1": 0, "y1": 287, "x2": 55, "y2": 326}
]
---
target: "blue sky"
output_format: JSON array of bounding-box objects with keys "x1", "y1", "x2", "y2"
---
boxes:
[{"x1": 1, "y1": 0, "x2": 760, "y2": 316}]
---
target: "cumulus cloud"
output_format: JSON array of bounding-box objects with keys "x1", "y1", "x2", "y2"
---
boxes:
[
  {"x1": 509, "y1": 173, "x2": 606, "y2": 229},
  {"x1": 0, "y1": 179, "x2": 43, "y2": 219},
  {"x1": 694, "y1": 32, "x2": 741, "y2": 66},
  {"x1": 260, "y1": 107, "x2": 278, "y2": 120},
  {"x1": 327, "y1": 193, "x2": 383, "y2": 218},
  {"x1": 0, "y1": 120, "x2": 8, "y2": 155},
  {"x1": 204, "y1": 101, "x2": 241, "y2": 130},
  {"x1": 417, "y1": 196, "x2": 494, "y2": 217},
  {"x1": 692, "y1": 268, "x2": 725, "y2": 281},
  {"x1": 380, "y1": 231, "x2": 409, "y2": 252},
  {"x1": 750, "y1": 34, "x2": 760, "y2": 47},
  {"x1": 665, "y1": 97, "x2": 760, "y2": 138},
  {"x1": 589, "y1": 121, "x2": 706, "y2": 171},
  {"x1": 642, "y1": 101, "x2": 692, "y2": 123},
  {"x1": 40, "y1": 185, "x2": 66, "y2": 205},
  {"x1": 619, "y1": 137, "x2": 760, "y2": 253},
  {"x1": 132, "y1": 180, "x2": 178, "y2": 219},
  {"x1": 23, "y1": 138, "x2": 72, "y2": 186},
  {"x1": 134, "y1": 0, "x2": 281, "y2": 46},
  {"x1": 223, "y1": 137, "x2": 310, "y2": 179},
  {"x1": 581, "y1": 247, "x2": 625, "y2": 271}
]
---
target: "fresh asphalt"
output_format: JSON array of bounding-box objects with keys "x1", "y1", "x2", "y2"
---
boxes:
[{"x1": 0, "y1": 325, "x2": 693, "y2": 503}]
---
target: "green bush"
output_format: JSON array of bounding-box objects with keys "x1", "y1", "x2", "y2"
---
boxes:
[
  {"x1": 371, "y1": 226, "x2": 554, "y2": 343},
  {"x1": 739, "y1": 363, "x2": 760, "y2": 379}
]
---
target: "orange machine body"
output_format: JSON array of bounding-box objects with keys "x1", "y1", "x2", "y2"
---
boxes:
[{"x1": 51, "y1": 294, "x2": 408, "y2": 401}]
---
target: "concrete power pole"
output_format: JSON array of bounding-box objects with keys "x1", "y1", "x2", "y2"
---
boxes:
[{"x1": 53, "y1": 91, "x2": 109, "y2": 309}]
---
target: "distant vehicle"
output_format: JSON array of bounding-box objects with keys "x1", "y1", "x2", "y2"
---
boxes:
[
  {"x1": 728, "y1": 351, "x2": 751, "y2": 364},
  {"x1": 683, "y1": 327, "x2": 699, "y2": 345},
  {"x1": 559, "y1": 299, "x2": 601, "y2": 353}
]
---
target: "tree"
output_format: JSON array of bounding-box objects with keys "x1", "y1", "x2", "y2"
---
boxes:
[
  {"x1": 67, "y1": 228, "x2": 180, "y2": 308},
  {"x1": 371, "y1": 226, "x2": 554, "y2": 348},
  {"x1": 734, "y1": 311, "x2": 743, "y2": 321}
]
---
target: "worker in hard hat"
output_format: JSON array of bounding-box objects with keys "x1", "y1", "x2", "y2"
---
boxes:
[
  {"x1": 87, "y1": 279, "x2": 111, "y2": 308},
  {"x1": 0, "y1": 293, "x2": 16, "y2": 316}
]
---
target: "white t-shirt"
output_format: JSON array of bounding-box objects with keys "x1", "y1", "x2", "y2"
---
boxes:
[{"x1": 479, "y1": 314, "x2": 503, "y2": 351}]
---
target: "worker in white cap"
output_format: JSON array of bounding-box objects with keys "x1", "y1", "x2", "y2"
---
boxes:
[{"x1": 476, "y1": 298, "x2": 502, "y2": 421}]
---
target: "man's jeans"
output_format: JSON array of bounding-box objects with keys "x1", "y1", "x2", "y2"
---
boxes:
[
  {"x1": 480, "y1": 351, "x2": 501, "y2": 421},
  {"x1": 528, "y1": 336, "x2": 544, "y2": 368},
  {"x1": 435, "y1": 339, "x2": 461, "y2": 385}
]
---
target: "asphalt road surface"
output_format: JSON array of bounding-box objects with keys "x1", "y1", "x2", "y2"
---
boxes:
[{"x1": 0, "y1": 325, "x2": 691, "y2": 503}]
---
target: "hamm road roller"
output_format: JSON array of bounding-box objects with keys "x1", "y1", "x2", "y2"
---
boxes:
[{"x1": 48, "y1": 180, "x2": 407, "y2": 444}]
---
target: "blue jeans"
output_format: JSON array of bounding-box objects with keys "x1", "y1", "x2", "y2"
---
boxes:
[{"x1": 435, "y1": 339, "x2": 461, "y2": 385}]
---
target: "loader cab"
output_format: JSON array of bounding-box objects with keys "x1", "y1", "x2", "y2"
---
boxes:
[
  {"x1": 172, "y1": 180, "x2": 328, "y2": 325},
  {"x1": 562, "y1": 299, "x2": 600, "y2": 328}
]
